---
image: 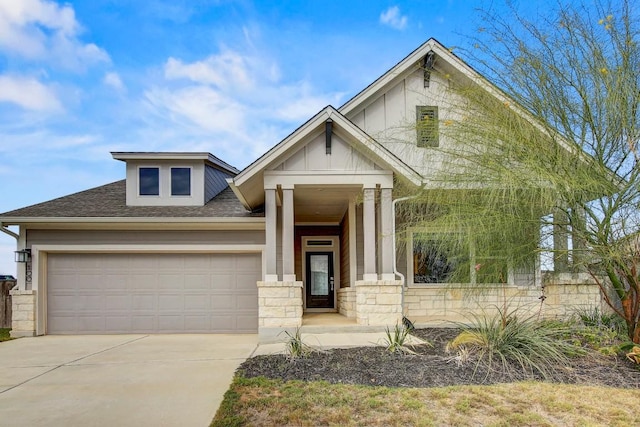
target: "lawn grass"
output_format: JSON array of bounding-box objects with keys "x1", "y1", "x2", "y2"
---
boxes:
[
  {"x1": 211, "y1": 376, "x2": 640, "y2": 427},
  {"x1": 0, "y1": 328, "x2": 11, "y2": 342}
]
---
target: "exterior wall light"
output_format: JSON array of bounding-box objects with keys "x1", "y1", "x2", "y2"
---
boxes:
[{"x1": 14, "y1": 249, "x2": 31, "y2": 263}]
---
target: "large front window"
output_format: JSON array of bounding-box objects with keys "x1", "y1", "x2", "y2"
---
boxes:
[{"x1": 411, "y1": 231, "x2": 509, "y2": 285}]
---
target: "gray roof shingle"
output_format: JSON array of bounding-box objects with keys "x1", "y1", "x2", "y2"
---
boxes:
[{"x1": 0, "y1": 180, "x2": 263, "y2": 219}]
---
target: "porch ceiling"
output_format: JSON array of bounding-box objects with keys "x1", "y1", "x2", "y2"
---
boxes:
[{"x1": 293, "y1": 185, "x2": 360, "y2": 224}]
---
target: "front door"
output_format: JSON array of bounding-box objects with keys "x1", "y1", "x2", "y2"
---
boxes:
[{"x1": 305, "y1": 252, "x2": 334, "y2": 308}]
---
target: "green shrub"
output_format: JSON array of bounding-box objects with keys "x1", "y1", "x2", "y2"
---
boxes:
[
  {"x1": 447, "y1": 307, "x2": 580, "y2": 379},
  {"x1": 282, "y1": 328, "x2": 312, "y2": 359},
  {"x1": 574, "y1": 306, "x2": 626, "y2": 336},
  {"x1": 382, "y1": 324, "x2": 416, "y2": 355}
]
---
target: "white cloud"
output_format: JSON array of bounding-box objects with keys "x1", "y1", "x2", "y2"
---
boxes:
[
  {"x1": 144, "y1": 85, "x2": 246, "y2": 135},
  {"x1": 164, "y1": 50, "x2": 257, "y2": 89},
  {"x1": 0, "y1": 74, "x2": 62, "y2": 112},
  {"x1": 140, "y1": 47, "x2": 345, "y2": 168},
  {"x1": 103, "y1": 72, "x2": 125, "y2": 92},
  {"x1": 0, "y1": 0, "x2": 109, "y2": 69},
  {"x1": 380, "y1": 6, "x2": 408, "y2": 30}
]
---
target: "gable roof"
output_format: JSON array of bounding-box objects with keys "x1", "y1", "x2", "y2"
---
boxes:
[
  {"x1": 230, "y1": 105, "x2": 423, "y2": 210},
  {"x1": 0, "y1": 180, "x2": 262, "y2": 225}
]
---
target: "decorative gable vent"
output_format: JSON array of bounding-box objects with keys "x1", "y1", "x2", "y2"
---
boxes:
[{"x1": 416, "y1": 106, "x2": 439, "y2": 147}]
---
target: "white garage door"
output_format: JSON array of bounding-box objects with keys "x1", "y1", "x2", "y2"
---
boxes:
[{"x1": 47, "y1": 253, "x2": 260, "y2": 334}]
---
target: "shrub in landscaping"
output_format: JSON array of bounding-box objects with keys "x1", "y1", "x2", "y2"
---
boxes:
[{"x1": 447, "y1": 307, "x2": 580, "y2": 379}]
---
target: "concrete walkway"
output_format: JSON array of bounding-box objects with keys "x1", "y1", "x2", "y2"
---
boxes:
[{"x1": 0, "y1": 334, "x2": 258, "y2": 427}]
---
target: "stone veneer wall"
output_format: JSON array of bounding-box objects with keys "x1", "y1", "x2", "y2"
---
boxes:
[
  {"x1": 337, "y1": 287, "x2": 356, "y2": 318},
  {"x1": 356, "y1": 280, "x2": 403, "y2": 325},
  {"x1": 257, "y1": 281, "x2": 303, "y2": 329},
  {"x1": 10, "y1": 289, "x2": 36, "y2": 337},
  {"x1": 403, "y1": 273, "x2": 605, "y2": 325}
]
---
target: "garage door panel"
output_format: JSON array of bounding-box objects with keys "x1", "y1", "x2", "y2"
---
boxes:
[
  {"x1": 184, "y1": 275, "x2": 210, "y2": 290},
  {"x1": 47, "y1": 253, "x2": 260, "y2": 334}
]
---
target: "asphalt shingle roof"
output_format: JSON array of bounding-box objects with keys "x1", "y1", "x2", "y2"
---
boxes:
[{"x1": 0, "y1": 180, "x2": 262, "y2": 219}]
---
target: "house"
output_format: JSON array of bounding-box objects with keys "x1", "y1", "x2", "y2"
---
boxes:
[{"x1": 0, "y1": 39, "x2": 603, "y2": 340}]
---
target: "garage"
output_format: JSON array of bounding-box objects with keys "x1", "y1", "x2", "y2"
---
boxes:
[{"x1": 46, "y1": 252, "x2": 260, "y2": 334}]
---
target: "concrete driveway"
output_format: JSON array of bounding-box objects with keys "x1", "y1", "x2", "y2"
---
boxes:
[{"x1": 0, "y1": 334, "x2": 258, "y2": 427}]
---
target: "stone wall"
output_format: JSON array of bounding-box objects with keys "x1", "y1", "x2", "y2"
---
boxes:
[
  {"x1": 404, "y1": 273, "x2": 604, "y2": 326},
  {"x1": 10, "y1": 289, "x2": 36, "y2": 337},
  {"x1": 355, "y1": 280, "x2": 403, "y2": 325},
  {"x1": 337, "y1": 287, "x2": 356, "y2": 318}
]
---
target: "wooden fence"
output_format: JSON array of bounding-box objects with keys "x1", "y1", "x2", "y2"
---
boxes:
[{"x1": 1, "y1": 280, "x2": 16, "y2": 328}]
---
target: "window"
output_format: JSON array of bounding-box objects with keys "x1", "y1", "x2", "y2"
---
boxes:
[
  {"x1": 411, "y1": 231, "x2": 513, "y2": 285},
  {"x1": 171, "y1": 167, "x2": 191, "y2": 196},
  {"x1": 416, "y1": 106, "x2": 439, "y2": 147},
  {"x1": 139, "y1": 167, "x2": 159, "y2": 196},
  {"x1": 412, "y1": 233, "x2": 469, "y2": 284}
]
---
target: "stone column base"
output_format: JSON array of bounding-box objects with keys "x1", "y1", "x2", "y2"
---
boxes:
[
  {"x1": 257, "y1": 280, "x2": 303, "y2": 342},
  {"x1": 10, "y1": 289, "x2": 36, "y2": 337},
  {"x1": 355, "y1": 280, "x2": 403, "y2": 326}
]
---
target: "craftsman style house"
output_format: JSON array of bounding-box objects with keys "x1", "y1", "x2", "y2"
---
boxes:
[{"x1": 0, "y1": 39, "x2": 601, "y2": 340}]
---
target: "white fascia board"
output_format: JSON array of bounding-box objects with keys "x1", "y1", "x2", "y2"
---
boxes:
[
  {"x1": 112, "y1": 152, "x2": 211, "y2": 161},
  {"x1": 264, "y1": 170, "x2": 394, "y2": 188},
  {"x1": 112, "y1": 152, "x2": 240, "y2": 175},
  {"x1": 226, "y1": 178, "x2": 253, "y2": 211}
]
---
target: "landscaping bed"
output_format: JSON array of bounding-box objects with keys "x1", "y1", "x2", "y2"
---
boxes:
[{"x1": 238, "y1": 328, "x2": 640, "y2": 389}]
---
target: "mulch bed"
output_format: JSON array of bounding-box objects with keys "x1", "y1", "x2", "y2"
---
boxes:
[{"x1": 238, "y1": 328, "x2": 640, "y2": 389}]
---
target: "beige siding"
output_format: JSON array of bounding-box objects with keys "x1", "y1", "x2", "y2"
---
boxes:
[{"x1": 27, "y1": 229, "x2": 265, "y2": 246}]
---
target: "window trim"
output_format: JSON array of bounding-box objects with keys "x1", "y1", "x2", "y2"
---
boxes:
[
  {"x1": 416, "y1": 105, "x2": 439, "y2": 148},
  {"x1": 170, "y1": 166, "x2": 192, "y2": 197},
  {"x1": 138, "y1": 166, "x2": 160, "y2": 197}
]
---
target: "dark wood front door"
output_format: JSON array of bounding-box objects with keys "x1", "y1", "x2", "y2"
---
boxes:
[{"x1": 305, "y1": 252, "x2": 334, "y2": 308}]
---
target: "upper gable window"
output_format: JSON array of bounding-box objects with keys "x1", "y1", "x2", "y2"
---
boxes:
[
  {"x1": 139, "y1": 167, "x2": 160, "y2": 196},
  {"x1": 416, "y1": 106, "x2": 439, "y2": 147},
  {"x1": 171, "y1": 167, "x2": 191, "y2": 196}
]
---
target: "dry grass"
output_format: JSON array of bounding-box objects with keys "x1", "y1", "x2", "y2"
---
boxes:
[{"x1": 211, "y1": 376, "x2": 640, "y2": 426}]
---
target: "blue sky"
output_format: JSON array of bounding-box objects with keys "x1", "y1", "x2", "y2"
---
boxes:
[{"x1": 0, "y1": 0, "x2": 508, "y2": 275}]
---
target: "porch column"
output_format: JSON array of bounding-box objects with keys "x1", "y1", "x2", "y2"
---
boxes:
[
  {"x1": 265, "y1": 188, "x2": 278, "y2": 281},
  {"x1": 379, "y1": 187, "x2": 395, "y2": 280},
  {"x1": 282, "y1": 185, "x2": 296, "y2": 281},
  {"x1": 363, "y1": 185, "x2": 377, "y2": 281}
]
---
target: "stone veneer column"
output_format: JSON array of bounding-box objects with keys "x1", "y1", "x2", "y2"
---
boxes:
[
  {"x1": 355, "y1": 279, "x2": 403, "y2": 326},
  {"x1": 257, "y1": 280, "x2": 303, "y2": 342},
  {"x1": 10, "y1": 289, "x2": 36, "y2": 337}
]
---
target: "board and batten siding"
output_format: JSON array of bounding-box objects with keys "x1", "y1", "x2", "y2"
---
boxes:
[
  {"x1": 27, "y1": 229, "x2": 265, "y2": 246},
  {"x1": 345, "y1": 68, "x2": 456, "y2": 180},
  {"x1": 271, "y1": 132, "x2": 378, "y2": 172}
]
